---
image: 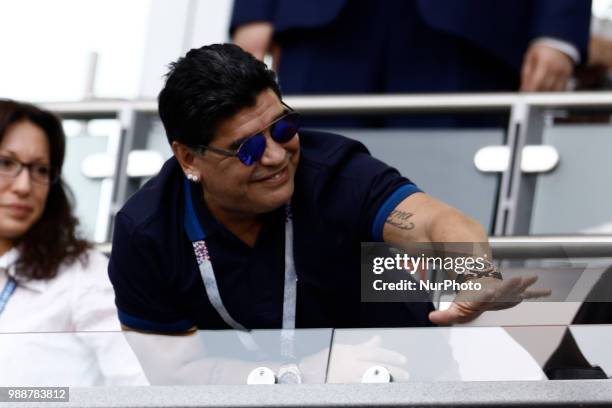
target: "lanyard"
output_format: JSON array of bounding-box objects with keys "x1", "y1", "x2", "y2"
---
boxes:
[
  {"x1": 0, "y1": 277, "x2": 17, "y2": 317},
  {"x1": 183, "y1": 178, "x2": 297, "y2": 358}
]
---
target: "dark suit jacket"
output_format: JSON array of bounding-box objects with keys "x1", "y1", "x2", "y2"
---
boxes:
[{"x1": 231, "y1": 0, "x2": 591, "y2": 69}]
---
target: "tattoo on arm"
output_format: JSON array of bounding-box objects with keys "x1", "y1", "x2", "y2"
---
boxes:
[{"x1": 385, "y1": 210, "x2": 415, "y2": 231}]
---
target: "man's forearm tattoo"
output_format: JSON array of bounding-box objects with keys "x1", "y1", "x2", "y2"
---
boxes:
[{"x1": 385, "y1": 210, "x2": 415, "y2": 231}]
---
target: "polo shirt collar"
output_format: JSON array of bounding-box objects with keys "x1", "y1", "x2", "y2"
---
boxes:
[
  {"x1": 189, "y1": 181, "x2": 286, "y2": 244},
  {"x1": 190, "y1": 182, "x2": 224, "y2": 239}
]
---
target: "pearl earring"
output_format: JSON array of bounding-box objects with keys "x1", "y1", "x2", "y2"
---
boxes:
[{"x1": 187, "y1": 173, "x2": 200, "y2": 182}]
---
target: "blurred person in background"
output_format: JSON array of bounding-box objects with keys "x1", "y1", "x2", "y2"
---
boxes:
[
  {"x1": 231, "y1": 0, "x2": 592, "y2": 127},
  {"x1": 577, "y1": 12, "x2": 612, "y2": 89},
  {"x1": 0, "y1": 99, "x2": 146, "y2": 386}
]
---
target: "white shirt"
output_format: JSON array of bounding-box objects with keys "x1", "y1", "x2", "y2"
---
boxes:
[
  {"x1": 533, "y1": 37, "x2": 581, "y2": 65},
  {"x1": 0, "y1": 248, "x2": 119, "y2": 332},
  {"x1": 0, "y1": 248, "x2": 148, "y2": 386}
]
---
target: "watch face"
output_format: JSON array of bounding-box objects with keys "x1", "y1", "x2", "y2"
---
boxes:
[
  {"x1": 278, "y1": 371, "x2": 301, "y2": 384},
  {"x1": 278, "y1": 364, "x2": 302, "y2": 384}
]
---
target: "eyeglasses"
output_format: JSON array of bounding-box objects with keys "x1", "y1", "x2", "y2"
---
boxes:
[
  {"x1": 0, "y1": 155, "x2": 59, "y2": 185},
  {"x1": 193, "y1": 103, "x2": 300, "y2": 166}
]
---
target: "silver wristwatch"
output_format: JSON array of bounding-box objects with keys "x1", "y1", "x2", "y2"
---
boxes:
[
  {"x1": 456, "y1": 259, "x2": 502, "y2": 283},
  {"x1": 277, "y1": 363, "x2": 302, "y2": 384}
]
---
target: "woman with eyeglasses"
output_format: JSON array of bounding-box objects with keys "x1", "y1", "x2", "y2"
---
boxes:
[
  {"x1": 0, "y1": 99, "x2": 147, "y2": 386},
  {"x1": 0, "y1": 98, "x2": 109, "y2": 331}
]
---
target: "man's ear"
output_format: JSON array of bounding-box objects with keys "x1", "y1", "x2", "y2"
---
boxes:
[{"x1": 172, "y1": 141, "x2": 200, "y2": 176}]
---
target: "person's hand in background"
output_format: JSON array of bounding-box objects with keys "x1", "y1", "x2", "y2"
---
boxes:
[
  {"x1": 520, "y1": 43, "x2": 574, "y2": 92},
  {"x1": 232, "y1": 22, "x2": 275, "y2": 61}
]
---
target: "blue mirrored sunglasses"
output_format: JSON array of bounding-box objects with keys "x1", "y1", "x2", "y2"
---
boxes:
[{"x1": 194, "y1": 105, "x2": 300, "y2": 166}]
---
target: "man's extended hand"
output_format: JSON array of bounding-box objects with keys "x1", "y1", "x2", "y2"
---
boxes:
[
  {"x1": 428, "y1": 276, "x2": 552, "y2": 325},
  {"x1": 232, "y1": 22, "x2": 274, "y2": 61},
  {"x1": 520, "y1": 43, "x2": 574, "y2": 92}
]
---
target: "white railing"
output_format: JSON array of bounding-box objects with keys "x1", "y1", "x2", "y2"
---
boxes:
[{"x1": 43, "y1": 92, "x2": 612, "y2": 241}]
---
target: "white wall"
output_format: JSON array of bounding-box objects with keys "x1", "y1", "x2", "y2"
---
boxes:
[
  {"x1": 0, "y1": 0, "x2": 235, "y2": 101},
  {"x1": 137, "y1": 0, "x2": 234, "y2": 98},
  {"x1": 0, "y1": 0, "x2": 151, "y2": 102},
  {"x1": 593, "y1": 0, "x2": 612, "y2": 20}
]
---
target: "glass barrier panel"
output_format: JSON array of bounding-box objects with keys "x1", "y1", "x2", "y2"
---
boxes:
[
  {"x1": 329, "y1": 326, "x2": 612, "y2": 383},
  {"x1": 2, "y1": 326, "x2": 609, "y2": 387},
  {"x1": 124, "y1": 329, "x2": 332, "y2": 385},
  {"x1": 0, "y1": 331, "x2": 147, "y2": 387}
]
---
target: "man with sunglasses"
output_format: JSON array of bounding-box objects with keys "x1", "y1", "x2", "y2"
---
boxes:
[{"x1": 109, "y1": 44, "x2": 544, "y2": 336}]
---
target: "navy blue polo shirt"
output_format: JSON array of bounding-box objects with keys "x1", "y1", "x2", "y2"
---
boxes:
[{"x1": 108, "y1": 130, "x2": 433, "y2": 333}]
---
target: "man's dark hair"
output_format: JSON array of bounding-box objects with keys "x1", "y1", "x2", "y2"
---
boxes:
[{"x1": 158, "y1": 43, "x2": 281, "y2": 147}]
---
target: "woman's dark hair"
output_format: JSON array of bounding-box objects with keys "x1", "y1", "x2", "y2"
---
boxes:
[
  {"x1": 158, "y1": 43, "x2": 282, "y2": 147},
  {"x1": 0, "y1": 99, "x2": 90, "y2": 280}
]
